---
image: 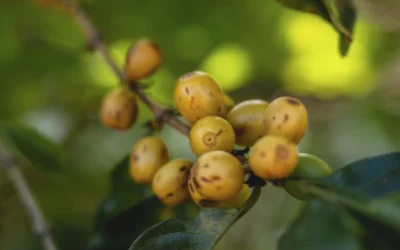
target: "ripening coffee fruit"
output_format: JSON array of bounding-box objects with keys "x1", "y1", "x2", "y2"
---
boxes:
[
  {"x1": 217, "y1": 184, "x2": 251, "y2": 208},
  {"x1": 227, "y1": 99, "x2": 269, "y2": 147},
  {"x1": 263, "y1": 96, "x2": 308, "y2": 144},
  {"x1": 189, "y1": 116, "x2": 235, "y2": 157},
  {"x1": 188, "y1": 177, "x2": 220, "y2": 208},
  {"x1": 100, "y1": 88, "x2": 138, "y2": 130},
  {"x1": 190, "y1": 150, "x2": 245, "y2": 201},
  {"x1": 283, "y1": 153, "x2": 332, "y2": 200},
  {"x1": 124, "y1": 39, "x2": 162, "y2": 81},
  {"x1": 152, "y1": 159, "x2": 193, "y2": 207},
  {"x1": 249, "y1": 135, "x2": 298, "y2": 180},
  {"x1": 173, "y1": 71, "x2": 225, "y2": 124},
  {"x1": 129, "y1": 136, "x2": 169, "y2": 184},
  {"x1": 223, "y1": 93, "x2": 236, "y2": 113}
]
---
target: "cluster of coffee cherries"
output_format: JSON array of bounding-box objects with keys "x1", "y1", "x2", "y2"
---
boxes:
[{"x1": 100, "y1": 38, "x2": 311, "y2": 209}]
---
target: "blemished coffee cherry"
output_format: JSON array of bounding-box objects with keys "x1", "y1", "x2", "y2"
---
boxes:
[
  {"x1": 223, "y1": 93, "x2": 236, "y2": 113},
  {"x1": 263, "y1": 96, "x2": 308, "y2": 144},
  {"x1": 188, "y1": 177, "x2": 220, "y2": 208},
  {"x1": 152, "y1": 159, "x2": 193, "y2": 207},
  {"x1": 124, "y1": 39, "x2": 162, "y2": 81},
  {"x1": 173, "y1": 71, "x2": 226, "y2": 124},
  {"x1": 217, "y1": 184, "x2": 251, "y2": 208},
  {"x1": 190, "y1": 151, "x2": 245, "y2": 201},
  {"x1": 249, "y1": 135, "x2": 298, "y2": 180},
  {"x1": 129, "y1": 136, "x2": 169, "y2": 184},
  {"x1": 189, "y1": 116, "x2": 235, "y2": 157},
  {"x1": 283, "y1": 153, "x2": 332, "y2": 200},
  {"x1": 227, "y1": 99, "x2": 269, "y2": 147},
  {"x1": 100, "y1": 88, "x2": 138, "y2": 130}
]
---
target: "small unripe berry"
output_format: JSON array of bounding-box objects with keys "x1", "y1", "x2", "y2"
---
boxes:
[
  {"x1": 227, "y1": 99, "x2": 269, "y2": 147},
  {"x1": 263, "y1": 96, "x2": 308, "y2": 144},
  {"x1": 100, "y1": 88, "x2": 138, "y2": 130},
  {"x1": 189, "y1": 151, "x2": 244, "y2": 201},
  {"x1": 217, "y1": 184, "x2": 251, "y2": 208},
  {"x1": 283, "y1": 153, "x2": 332, "y2": 200},
  {"x1": 173, "y1": 71, "x2": 225, "y2": 124},
  {"x1": 223, "y1": 93, "x2": 236, "y2": 113},
  {"x1": 152, "y1": 159, "x2": 193, "y2": 207},
  {"x1": 124, "y1": 39, "x2": 162, "y2": 81},
  {"x1": 249, "y1": 135, "x2": 298, "y2": 180},
  {"x1": 129, "y1": 136, "x2": 169, "y2": 184},
  {"x1": 189, "y1": 116, "x2": 235, "y2": 157}
]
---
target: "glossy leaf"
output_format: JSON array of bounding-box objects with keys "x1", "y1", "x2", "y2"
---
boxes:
[
  {"x1": 1, "y1": 122, "x2": 65, "y2": 171},
  {"x1": 336, "y1": 0, "x2": 357, "y2": 56},
  {"x1": 321, "y1": 151, "x2": 400, "y2": 198},
  {"x1": 129, "y1": 187, "x2": 261, "y2": 250},
  {"x1": 278, "y1": 199, "x2": 363, "y2": 250}
]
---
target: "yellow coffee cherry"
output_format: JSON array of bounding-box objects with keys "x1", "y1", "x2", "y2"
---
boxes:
[
  {"x1": 189, "y1": 116, "x2": 235, "y2": 157},
  {"x1": 223, "y1": 93, "x2": 236, "y2": 113},
  {"x1": 188, "y1": 178, "x2": 220, "y2": 208},
  {"x1": 173, "y1": 71, "x2": 226, "y2": 124},
  {"x1": 249, "y1": 135, "x2": 298, "y2": 180},
  {"x1": 152, "y1": 159, "x2": 193, "y2": 207},
  {"x1": 217, "y1": 184, "x2": 251, "y2": 208},
  {"x1": 124, "y1": 39, "x2": 162, "y2": 81},
  {"x1": 263, "y1": 96, "x2": 308, "y2": 144},
  {"x1": 129, "y1": 136, "x2": 169, "y2": 184},
  {"x1": 227, "y1": 99, "x2": 269, "y2": 147},
  {"x1": 190, "y1": 151, "x2": 244, "y2": 201},
  {"x1": 100, "y1": 88, "x2": 138, "y2": 130}
]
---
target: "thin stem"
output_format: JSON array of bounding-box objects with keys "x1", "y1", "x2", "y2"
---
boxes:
[
  {"x1": 0, "y1": 146, "x2": 57, "y2": 250},
  {"x1": 61, "y1": 0, "x2": 191, "y2": 136}
]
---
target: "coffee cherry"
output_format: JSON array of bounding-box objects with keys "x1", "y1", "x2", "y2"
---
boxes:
[
  {"x1": 249, "y1": 135, "x2": 298, "y2": 180},
  {"x1": 173, "y1": 71, "x2": 225, "y2": 124},
  {"x1": 190, "y1": 151, "x2": 245, "y2": 201},
  {"x1": 227, "y1": 99, "x2": 269, "y2": 147},
  {"x1": 283, "y1": 153, "x2": 332, "y2": 200},
  {"x1": 152, "y1": 159, "x2": 193, "y2": 207},
  {"x1": 217, "y1": 184, "x2": 251, "y2": 208},
  {"x1": 188, "y1": 177, "x2": 220, "y2": 208},
  {"x1": 129, "y1": 136, "x2": 169, "y2": 184},
  {"x1": 189, "y1": 116, "x2": 235, "y2": 157},
  {"x1": 263, "y1": 96, "x2": 308, "y2": 144},
  {"x1": 223, "y1": 93, "x2": 236, "y2": 113},
  {"x1": 100, "y1": 88, "x2": 138, "y2": 130},
  {"x1": 124, "y1": 39, "x2": 162, "y2": 81}
]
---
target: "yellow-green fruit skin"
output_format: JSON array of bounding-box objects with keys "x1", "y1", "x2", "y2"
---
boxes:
[
  {"x1": 173, "y1": 71, "x2": 226, "y2": 124},
  {"x1": 190, "y1": 151, "x2": 244, "y2": 201},
  {"x1": 101, "y1": 88, "x2": 138, "y2": 130},
  {"x1": 124, "y1": 39, "x2": 162, "y2": 81},
  {"x1": 284, "y1": 153, "x2": 332, "y2": 200},
  {"x1": 129, "y1": 136, "x2": 169, "y2": 184},
  {"x1": 263, "y1": 96, "x2": 308, "y2": 144},
  {"x1": 227, "y1": 99, "x2": 269, "y2": 147},
  {"x1": 189, "y1": 116, "x2": 236, "y2": 157},
  {"x1": 217, "y1": 184, "x2": 251, "y2": 208},
  {"x1": 249, "y1": 135, "x2": 298, "y2": 180},
  {"x1": 152, "y1": 159, "x2": 193, "y2": 207}
]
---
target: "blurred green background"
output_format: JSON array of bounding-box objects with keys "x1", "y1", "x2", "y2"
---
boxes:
[{"x1": 1, "y1": 0, "x2": 400, "y2": 249}]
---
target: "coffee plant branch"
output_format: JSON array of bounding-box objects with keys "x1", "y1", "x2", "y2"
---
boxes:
[
  {"x1": 0, "y1": 145, "x2": 58, "y2": 250},
  {"x1": 61, "y1": 0, "x2": 191, "y2": 136}
]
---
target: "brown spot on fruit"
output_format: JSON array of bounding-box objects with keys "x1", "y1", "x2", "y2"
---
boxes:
[
  {"x1": 201, "y1": 177, "x2": 210, "y2": 182},
  {"x1": 212, "y1": 175, "x2": 221, "y2": 181},
  {"x1": 287, "y1": 98, "x2": 300, "y2": 105},
  {"x1": 166, "y1": 192, "x2": 173, "y2": 198},
  {"x1": 277, "y1": 125, "x2": 281, "y2": 130},
  {"x1": 259, "y1": 151, "x2": 266, "y2": 159},
  {"x1": 209, "y1": 91, "x2": 214, "y2": 97},
  {"x1": 217, "y1": 106, "x2": 221, "y2": 113},
  {"x1": 215, "y1": 129, "x2": 223, "y2": 136},
  {"x1": 272, "y1": 116, "x2": 276, "y2": 121},
  {"x1": 193, "y1": 177, "x2": 201, "y2": 189},
  {"x1": 143, "y1": 145, "x2": 148, "y2": 153},
  {"x1": 283, "y1": 113, "x2": 289, "y2": 122},
  {"x1": 180, "y1": 71, "x2": 196, "y2": 80},
  {"x1": 199, "y1": 199, "x2": 219, "y2": 207},
  {"x1": 275, "y1": 144, "x2": 289, "y2": 160},
  {"x1": 189, "y1": 183, "x2": 194, "y2": 193},
  {"x1": 185, "y1": 86, "x2": 190, "y2": 95},
  {"x1": 203, "y1": 164, "x2": 209, "y2": 168},
  {"x1": 115, "y1": 111, "x2": 122, "y2": 121},
  {"x1": 179, "y1": 166, "x2": 187, "y2": 172},
  {"x1": 132, "y1": 154, "x2": 139, "y2": 162}
]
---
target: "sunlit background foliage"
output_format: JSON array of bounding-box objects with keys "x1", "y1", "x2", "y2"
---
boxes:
[{"x1": 0, "y1": 0, "x2": 400, "y2": 249}]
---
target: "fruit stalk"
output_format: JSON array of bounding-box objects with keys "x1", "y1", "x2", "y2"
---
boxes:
[
  {"x1": 60, "y1": 0, "x2": 191, "y2": 136},
  {"x1": 0, "y1": 145, "x2": 58, "y2": 250}
]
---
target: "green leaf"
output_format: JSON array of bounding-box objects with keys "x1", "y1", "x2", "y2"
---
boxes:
[
  {"x1": 275, "y1": 0, "x2": 357, "y2": 55},
  {"x1": 1, "y1": 122, "x2": 65, "y2": 171},
  {"x1": 278, "y1": 199, "x2": 363, "y2": 250},
  {"x1": 128, "y1": 187, "x2": 261, "y2": 250},
  {"x1": 321, "y1": 152, "x2": 400, "y2": 198}
]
